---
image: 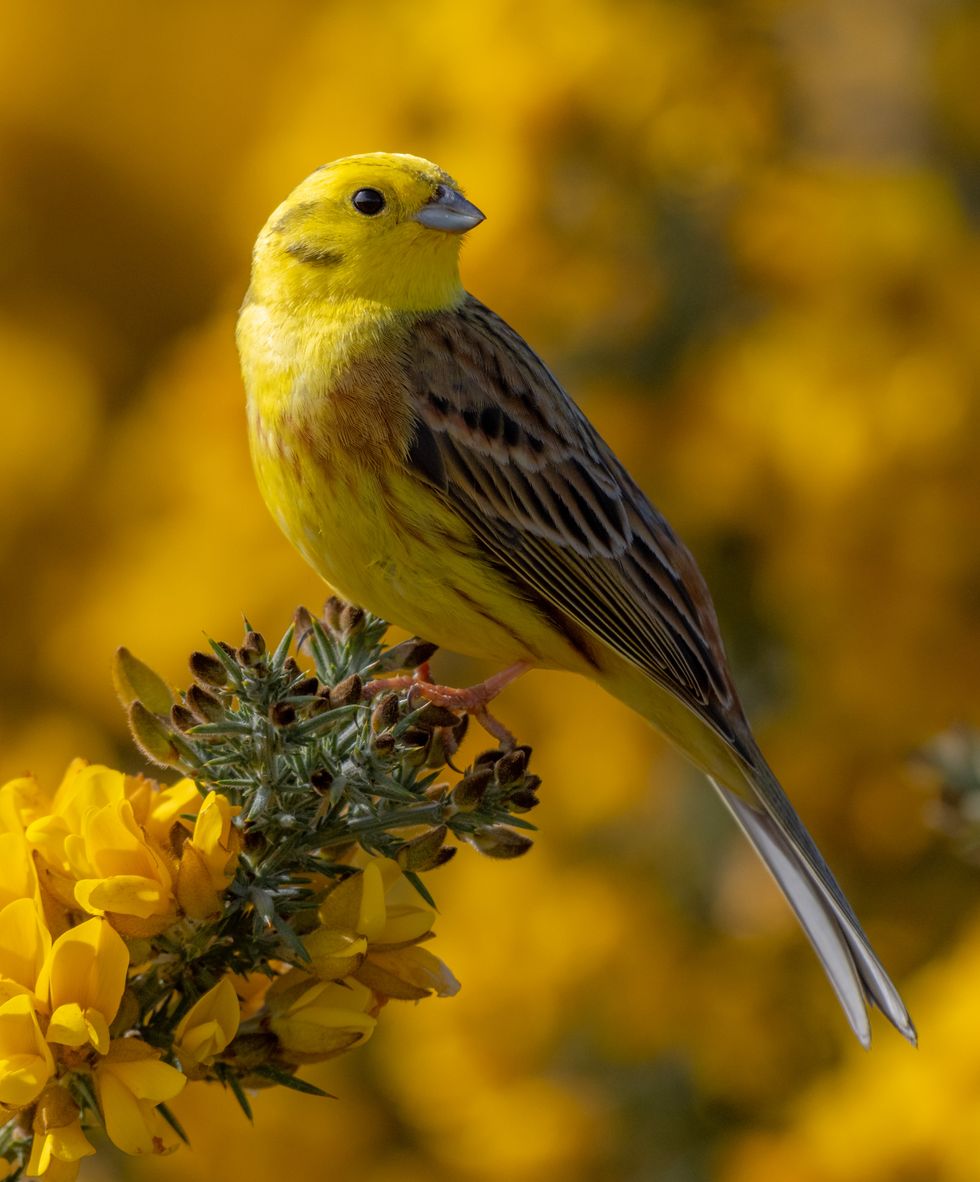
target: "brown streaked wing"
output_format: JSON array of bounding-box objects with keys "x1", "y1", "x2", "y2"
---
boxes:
[{"x1": 403, "y1": 295, "x2": 743, "y2": 742}]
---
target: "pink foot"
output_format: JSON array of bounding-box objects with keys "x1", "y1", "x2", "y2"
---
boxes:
[{"x1": 365, "y1": 662, "x2": 530, "y2": 747}]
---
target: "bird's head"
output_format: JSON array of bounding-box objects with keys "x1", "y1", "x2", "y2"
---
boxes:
[{"x1": 248, "y1": 153, "x2": 484, "y2": 313}]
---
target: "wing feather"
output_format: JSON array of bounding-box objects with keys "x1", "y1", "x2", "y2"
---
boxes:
[{"x1": 403, "y1": 295, "x2": 739, "y2": 737}]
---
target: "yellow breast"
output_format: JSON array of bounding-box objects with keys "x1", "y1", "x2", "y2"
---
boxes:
[{"x1": 237, "y1": 297, "x2": 558, "y2": 668}]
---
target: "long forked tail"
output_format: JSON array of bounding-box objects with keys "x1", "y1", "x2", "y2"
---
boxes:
[{"x1": 709, "y1": 767, "x2": 917, "y2": 1048}]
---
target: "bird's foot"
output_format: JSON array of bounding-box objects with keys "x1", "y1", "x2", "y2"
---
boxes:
[{"x1": 365, "y1": 661, "x2": 530, "y2": 748}]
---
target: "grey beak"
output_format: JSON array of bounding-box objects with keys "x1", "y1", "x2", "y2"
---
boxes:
[{"x1": 414, "y1": 185, "x2": 485, "y2": 233}]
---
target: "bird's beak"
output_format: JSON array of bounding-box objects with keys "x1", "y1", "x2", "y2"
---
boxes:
[{"x1": 413, "y1": 186, "x2": 485, "y2": 234}]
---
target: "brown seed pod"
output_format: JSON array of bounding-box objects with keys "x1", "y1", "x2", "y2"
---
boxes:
[
  {"x1": 189, "y1": 650, "x2": 229, "y2": 689},
  {"x1": 329, "y1": 674, "x2": 363, "y2": 708},
  {"x1": 270, "y1": 702, "x2": 296, "y2": 727},
  {"x1": 451, "y1": 766, "x2": 494, "y2": 812},
  {"x1": 309, "y1": 768, "x2": 334, "y2": 795},
  {"x1": 466, "y1": 825, "x2": 534, "y2": 859},
  {"x1": 339, "y1": 604, "x2": 365, "y2": 636},
  {"x1": 371, "y1": 692, "x2": 399, "y2": 733},
  {"x1": 395, "y1": 825, "x2": 450, "y2": 871},
  {"x1": 170, "y1": 704, "x2": 197, "y2": 733}
]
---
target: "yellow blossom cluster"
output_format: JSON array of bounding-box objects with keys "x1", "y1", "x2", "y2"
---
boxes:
[
  {"x1": 268, "y1": 857, "x2": 459, "y2": 1064},
  {"x1": 0, "y1": 758, "x2": 458, "y2": 1180},
  {"x1": 0, "y1": 761, "x2": 232, "y2": 1176}
]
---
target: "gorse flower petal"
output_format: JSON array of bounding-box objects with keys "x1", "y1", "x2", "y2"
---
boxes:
[
  {"x1": 0, "y1": 899, "x2": 50, "y2": 1003},
  {"x1": 302, "y1": 928, "x2": 367, "y2": 982},
  {"x1": 38, "y1": 918, "x2": 128, "y2": 1055},
  {"x1": 174, "y1": 977, "x2": 240, "y2": 1073},
  {"x1": 0, "y1": 825, "x2": 38, "y2": 911},
  {"x1": 355, "y1": 944, "x2": 461, "y2": 1001},
  {"x1": 318, "y1": 857, "x2": 434, "y2": 946},
  {"x1": 94, "y1": 1039, "x2": 186, "y2": 1156},
  {"x1": 27, "y1": 1085, "x2": 95, "y2": 1180},
  {"x1": 64, "y1": 800, "x2": 176, "y2": 929},
  {"x1": 175, "y1": 791, "x2": 240, "y2": 919},
  {"x1": 129, "y1": 777, "x2": 201, "y2": 848},
  {"x1": 267, "y1": 976, "x2": 378, "y2": 1062},
  {"x1": 0, "y1": 994, "x2": 54, "y2": 1108}
]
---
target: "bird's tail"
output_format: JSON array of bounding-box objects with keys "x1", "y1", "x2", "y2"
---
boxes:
[{"x1": 709, "y1": 756, "x2": 916, "y2": 1048}]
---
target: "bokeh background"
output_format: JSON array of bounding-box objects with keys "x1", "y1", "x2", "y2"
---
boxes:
[{"x1": 2, "y1": 0, "x2": 979, "y2": 1178}]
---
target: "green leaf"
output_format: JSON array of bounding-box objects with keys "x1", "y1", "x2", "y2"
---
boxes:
[
  {"x1": 403, "y1": 870, "x2": 437, "y2": 909},
  {"x1": 208, "y1": 637, "x2": 245, "y2": 681},
  {"x1": 270, "y1": 623, "x2": 296, "y2": 671},
  {"x1": 217, "y1": 1065, "x2": 253, "y2": 1121},
  {"x1": 252, "y1": 1065, "x2": 335, "y2": 1098},
  {"x1": 290, "y1": 703, "x2": 362, "y2": 738},
  {"x1": 157, "y1": 1102, "x2": 190, "y2": 1145},
  {"x1": 307, "y1": 619, "x2": 337, "y2": 681},
  {"x1": 497, "y1": 814, "x2": 538, "y2": 831},
  {"x1": 272, "y1": 910, "x2": 312, "y2": 964}
]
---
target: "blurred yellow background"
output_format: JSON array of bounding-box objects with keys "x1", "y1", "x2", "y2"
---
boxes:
[{"x1": 2, "y1": 0, "x2": 979, "y2": 1178}]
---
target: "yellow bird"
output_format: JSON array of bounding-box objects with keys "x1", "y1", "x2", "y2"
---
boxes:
[{"x1": 237, "y1": 152, "x2": 915, "y2": 1048}]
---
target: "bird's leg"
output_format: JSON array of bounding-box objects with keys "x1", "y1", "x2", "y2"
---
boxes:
[{"x1": 365, "y1": 661, "x2": 530, "y2": 748}]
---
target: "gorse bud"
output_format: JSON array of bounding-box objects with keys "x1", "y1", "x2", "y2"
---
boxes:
[
  {"x1": 128, "y1": 701, "x2": 180, "y2": 766},
  {"x1": 170, "y1": 703, "x2": 197, "y2": 732},
  {"x1": 310, "y1": 767, "x2": 333, "y2": 795},
  {"x1": 452, "y1": 767, "x2": 493, "y2": 811},
  {"x1": 371, "y1": 692, "x2": 400, "y2": 733},
  {"x1": 507, "y1": 787, "x2": 540, "y2": 812},
  {"x1": 339, "y1": 604, "x2": 365, "y2": 636},
  {"x1": 495, "y1": 747, "x2": 529, "y2": 786},
  {"x1": 270, "y1": 702, "x2": 296, "y2": 727},
  {"x1": 413, "y1": 702, "x2": 461, "y2": 730},
  {"x1": 113, "y1": 646, "x2": 173, "y2": 714},
  {"x1": 373, "y1": 637, "x2": 439, "y2": 674},
  {"x1": 329, "y1": 673, "x2": 362, "y2": 707},
  {"x1": 187, "y1": 683, "x2": 224, "y2": 723},
  {"x1": 396, "y1": 825, "x2": 452, "y2": 871},
  {"x1": 237, "y1": 630, "x2": 266, "y2": 666},
  {"x1": 189, "y1": 650, "x2": 229, "y2": 688},
  {"x1": 321, "y1": 596, "x2": 344, "y2": 632},
  {"x1": 467, "y1": 825, "x2": 534, "y2": 859}
]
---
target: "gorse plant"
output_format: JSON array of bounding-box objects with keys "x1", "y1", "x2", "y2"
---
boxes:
[{"x1": 0, "y1": 602, "x2": 540, "y2": 1180}]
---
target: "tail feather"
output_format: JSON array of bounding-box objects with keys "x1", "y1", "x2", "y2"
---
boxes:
[{"x1": 710, "y1": 772, "x2": 917, "y2": 1048}]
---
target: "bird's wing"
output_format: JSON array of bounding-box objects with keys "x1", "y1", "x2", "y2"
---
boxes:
[
  {"x1": 403, "y1": 297, "x2": 917, "y2": 1046},
  {"x1": 403, "y1": 295, "x2": 742, "y2": 744}
]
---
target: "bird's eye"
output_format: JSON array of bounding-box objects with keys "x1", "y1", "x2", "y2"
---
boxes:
[{"x1": 351, "y1": 188, "x2": 386, "y2": 216}]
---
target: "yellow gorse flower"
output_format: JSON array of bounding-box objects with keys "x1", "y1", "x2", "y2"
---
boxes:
[
  {"x1": 175, "y1": 791, "x2": 242, "y2": 920},
  {"x1": 24, "y1": 762, "x2": 185, "y2": 936},
  {"x1": 38, "y1": 918, "x2": 128, "y2": 1055},
  {"x1": 0, "y1": 994, "x2": 54, "y2": 1109},
  {"x1": 63, "y1": 799, "x2": 176, "y2": 932},
  {"x1": 93, "y1": 1038, "x2": 187, "y2": 1156},
  {"x1": 311, "y1": 856, "x2": 460, "y2": 1002},
  {"x1": 173, "y1": 978, "x2": 240, "y2": 1075},
  {"x1": 0, "y1": 763, "x2": 209, "y2": 1169},
  {"x1": 26, "y1": 1086, "x2": 94, "y2": 1181},
  {"x1": 267, "y1": 975, "x2": 379, "y2": 1063}
]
